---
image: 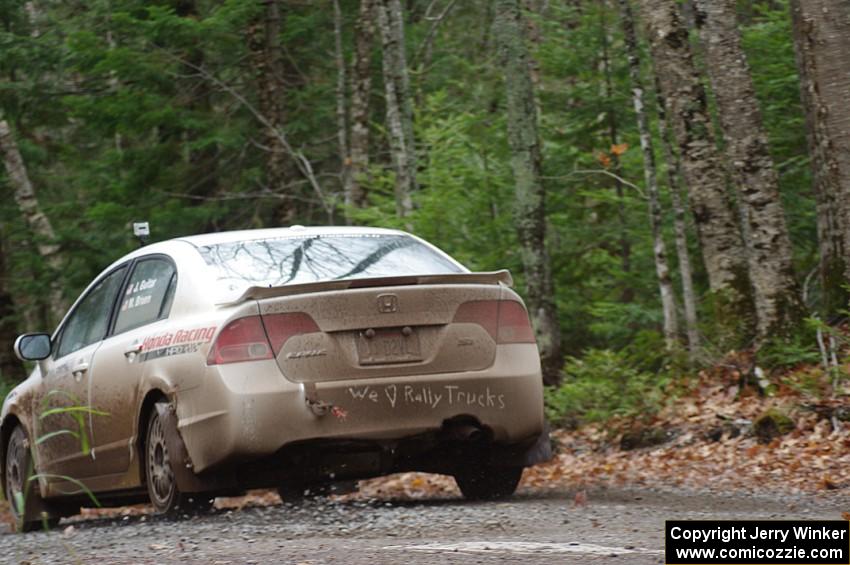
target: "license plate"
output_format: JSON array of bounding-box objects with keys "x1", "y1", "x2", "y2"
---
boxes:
[{"x1": 357, "y1": 328, "x2": 422, "y2": 365}]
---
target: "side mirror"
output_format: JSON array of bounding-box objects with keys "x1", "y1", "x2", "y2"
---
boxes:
[{"x1": 14, "y1": 333, "x2": 52, "y2": 361}]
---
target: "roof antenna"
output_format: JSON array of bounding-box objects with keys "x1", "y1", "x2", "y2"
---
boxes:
[{"x1": 133, "y1": 221, "x2": 150, "y2": 247}]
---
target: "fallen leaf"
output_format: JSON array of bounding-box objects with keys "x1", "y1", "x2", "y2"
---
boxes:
[{"x1": 574, "y1": 490, "x2": 588, "y2": 507}]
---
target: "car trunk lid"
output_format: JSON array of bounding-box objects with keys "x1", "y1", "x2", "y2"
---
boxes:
[{"x1": 251, "y1": 272, "x2": 511, "y2": 383}]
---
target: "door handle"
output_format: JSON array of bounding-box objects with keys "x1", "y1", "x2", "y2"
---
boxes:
[
  {"x1": 71, "y1": 363, "x2": 88, "y2": 382},
  {"x1": 124, "y1": 343, "x2": 143, "y2": 358}
]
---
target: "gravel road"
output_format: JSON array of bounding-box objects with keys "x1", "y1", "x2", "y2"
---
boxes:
[{"x1": 1, "y1": 485, "x2": 844, "y2": 564}]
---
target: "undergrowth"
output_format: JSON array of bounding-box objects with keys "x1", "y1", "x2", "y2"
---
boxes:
[
  {"x1": 544, "y1": 333, "x2": 676, "y2": 428},
  {"x1": 545, "y1": 323, "x2": 849, "y2": 430}
]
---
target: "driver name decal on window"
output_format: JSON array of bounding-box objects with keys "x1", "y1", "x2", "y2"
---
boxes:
[
  {"x1": 113, "y1": 259, "x2": 176, "y2": 334},
  {"x1": 121, "y1": 278, "x2": 159, "y2": 312}
]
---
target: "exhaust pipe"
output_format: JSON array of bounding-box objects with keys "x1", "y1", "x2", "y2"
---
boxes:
[{"x1": 445, "y1": 423, "x2": 487, "y2": 443}]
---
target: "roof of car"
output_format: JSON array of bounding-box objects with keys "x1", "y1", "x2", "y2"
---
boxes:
[{"x1": 175, "y1": 226, "x2": 408, "y2": 247}]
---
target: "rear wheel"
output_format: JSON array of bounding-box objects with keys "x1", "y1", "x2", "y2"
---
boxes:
[
  {"x1": 145, "y1": 402, "x2": 213, "y2": 516},
  {"x1": 5, "y1": 426, "x2": 59, "y2": 532},
  {"x1": 453, "y1": 465, "x2": 523, "y2": 501}
]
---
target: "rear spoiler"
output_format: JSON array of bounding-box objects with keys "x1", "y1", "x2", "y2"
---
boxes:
[{"x1": 217, "y1": 270, "x2": 513, "y2": 306}]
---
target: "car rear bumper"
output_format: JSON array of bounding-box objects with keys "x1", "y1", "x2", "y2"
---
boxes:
[{"x1": 175, "y1": 344, "x2": 547, "y2": 474}]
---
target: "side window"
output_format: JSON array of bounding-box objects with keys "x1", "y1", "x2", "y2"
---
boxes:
[
  {"x1": 113, "y1": 258, "x2": 177, "y2": 335},
  {"x1": 56, "y1": 266, "x2": 128, "y2": 359}
]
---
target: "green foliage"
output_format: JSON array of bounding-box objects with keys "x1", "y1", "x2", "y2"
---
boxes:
[
  {"x1": 0, "y1": 379, "x2": 12, "y2": 406},
  {"x1": 758, "y1": 329, "x2": 822, "y2": 369},
  {"x1": 544, "y1": 349, "x2": 669, "y2": 427}
]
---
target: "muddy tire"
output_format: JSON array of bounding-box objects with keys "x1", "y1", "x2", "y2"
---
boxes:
[
  {"x1": 5, "y1": 425, "x2": 59, "y2": 532},
  {"x1": 145, "y1": 402, "x2": 213, "y2": 516},
  {"x1": 453, "y1": 465, "x2": 523, "y2": 501}
]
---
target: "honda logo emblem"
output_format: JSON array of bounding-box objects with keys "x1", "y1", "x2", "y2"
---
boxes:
[{"x1": 377, "y1": 294, "x2": 398, "y2": 313}]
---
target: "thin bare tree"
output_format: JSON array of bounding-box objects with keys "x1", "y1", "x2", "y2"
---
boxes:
[{"x1": 617, "y1": 0, "x2": 678, "y2": 349}]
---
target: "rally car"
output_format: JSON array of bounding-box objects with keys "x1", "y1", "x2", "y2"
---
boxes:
[{"x1": 2, "y1": 226, "x2": 550, "y2": 531}]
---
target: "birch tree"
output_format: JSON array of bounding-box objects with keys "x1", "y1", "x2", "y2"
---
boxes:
[
  {"x1": 655, "y1": 84, "x2": 700, "y2": 355},
  {"x1": 0, "y1": 119, "x2": 66, "y2": 324},
  {"x1": 693, "y1": 0, "x2": 803, "y2": 340},
  {"x1": 377, "y1": 0, "x2": 416, "y2": 217},
  {"x1": 639, "y1": 0, "x2": 755, "y2": 346},
  {"x1": 494, "y1": 0, "x2": 563, "y2": 384},
  {"x1": 617, "y1": 0, "x2": 678, "y2": 349},
  {"x1": 789, "y1": 0, "x2": 850, "y2": 317}
]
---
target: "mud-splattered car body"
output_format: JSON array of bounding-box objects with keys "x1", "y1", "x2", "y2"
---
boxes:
[{"x1": 1, "y1": 227, "x2": 550, "y2": 528}]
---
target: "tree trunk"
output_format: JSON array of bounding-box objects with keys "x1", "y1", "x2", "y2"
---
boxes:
[
  {"x1": 387, "y1": 0, "x2": 415, "y2": 184},
  {"x1": 333, "y1": 0, "x2": 352, "y2": 221},
  {"x1": 377, "y1": 0, "x2": 415, "y2": 217},
  {"x1": 522, "y1": 0, "x2": 544, "y2": 109},
  {"x1": 789, "y1": 0, "x2": 850, "y2": 318},
  {"x1": 494, "y1": 0, "x2": 562, "y2": 385},
  {"x1": 618, "y1": 0, "x2": 678, "y2": 349},
  {"x1": 247, "y1": 0, "x2": 295, "y2": 222},
  {"x1": 0, "y1": 119, "x2": 66, "y2": 326},
  {"x1": 693, "y1": 0, "x2": 804, "y2": 341},
  {"x1": 348, "y1": 0, "x2": 375, "y2": 213},
  {"x1": 653, "y1": 75, "x2": 700, "y2": 356},
  {"x1": 599, "y1": 1, "x2": 633, "y2": 303},
  {"x1": 639, "y1": 0, "x2": 755, "y2": 347}
]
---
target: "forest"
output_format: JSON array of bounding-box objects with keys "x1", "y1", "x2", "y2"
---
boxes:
[{"x1": 0, "y1": 0, "x2": 848, "y2": 413}]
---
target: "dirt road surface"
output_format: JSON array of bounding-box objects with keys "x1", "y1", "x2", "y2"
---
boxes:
[{"x1": 1, "y1": 484, "x2": 844, "y2": 564}]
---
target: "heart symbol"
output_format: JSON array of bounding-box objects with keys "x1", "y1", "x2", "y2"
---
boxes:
[{"x1": 385, "y1": 384, "x2": 398, "y2": 408}]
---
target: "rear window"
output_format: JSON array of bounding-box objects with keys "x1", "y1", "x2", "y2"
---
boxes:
[{"x1": 197, "y1": 234, "x2": 464, "y2": 294}]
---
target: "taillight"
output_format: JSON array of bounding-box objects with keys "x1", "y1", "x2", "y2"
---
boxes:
[
  {"x1": 207, "y1": 316, "x2": 273, "y2": 365},
  {"x1": 262, "y1": 312, "x2": 320, "y2": 354},
  {"x1": 495, "y1": 300, "x2": 536, "y2": 343},
  {"x1": 452, "y1": 300, "x2": 536, "y2": 344},
  {"x1": 207, "y1": 313, "x2": 321, "y2": 365}
]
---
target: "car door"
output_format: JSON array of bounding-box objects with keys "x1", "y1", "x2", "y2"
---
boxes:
[
  {"x1": 87, "y1": 256, "x2": 177, "y2": 476},
  {"x1": 35, "y1": 265, "x2": 129, "y2": 481}
]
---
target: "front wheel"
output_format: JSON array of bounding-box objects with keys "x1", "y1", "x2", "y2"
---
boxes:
[
  {"x1": 453, "y1": 465, "x2": 523, "y2": 501},
  {"x1": 5, "y1": 426, "x2": 59, "y2": 532},
  {"x1": 145, "y1": 402, "x2": 213, "y2": 516}
]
